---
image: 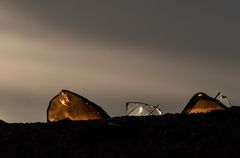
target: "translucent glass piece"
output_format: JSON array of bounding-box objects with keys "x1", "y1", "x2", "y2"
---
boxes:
[
  {"x1": 47, "y1": 90, "x2": 110, "y2": 122},
  {"x1": 126, "y1": 102, "x2": 162, "y2": 116},
  {"x1": 215, "y1": 92, "x2": 232, "y2": 108}
]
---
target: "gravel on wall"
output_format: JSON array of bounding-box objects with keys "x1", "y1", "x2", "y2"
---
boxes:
[{"x1": 0, "y1": 106, "x2": 240, "y2": 158}]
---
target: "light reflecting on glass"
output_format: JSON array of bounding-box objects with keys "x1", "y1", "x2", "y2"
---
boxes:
[
  {"x1": 59, "y1": 91, "x2": 70, "y2": 106},
  {"x1": 126, "y1": 102, "x2": 162, "y2": 116}
]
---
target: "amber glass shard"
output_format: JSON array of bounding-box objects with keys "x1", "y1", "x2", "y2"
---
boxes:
[
  {"x1": 182, "y1": 92, "x2": 227, "y2": 114},
  {"x1": 47, "y1": 90, "x2": 110, "y2": 122}
]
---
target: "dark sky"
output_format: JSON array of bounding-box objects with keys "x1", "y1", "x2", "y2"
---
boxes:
[{"x1": 0, "y1": 1, "x2": 239, "y2": 122}]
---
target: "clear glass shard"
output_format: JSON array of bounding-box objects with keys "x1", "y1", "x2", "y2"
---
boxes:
[
  {"x1": 215, "y1": 92, "x2": 232, "y2": 107},
  {"x1": 126, "y1": 102, "x2": 162, "y2": 116}
]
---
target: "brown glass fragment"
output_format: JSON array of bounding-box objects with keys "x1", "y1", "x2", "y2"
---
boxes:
[
  {"x1": 47, "y1": 90, "x2": 110, "y2": 122},
  {"x1": 182, "y1": 92, "x2": 227, "y2": 114}
]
